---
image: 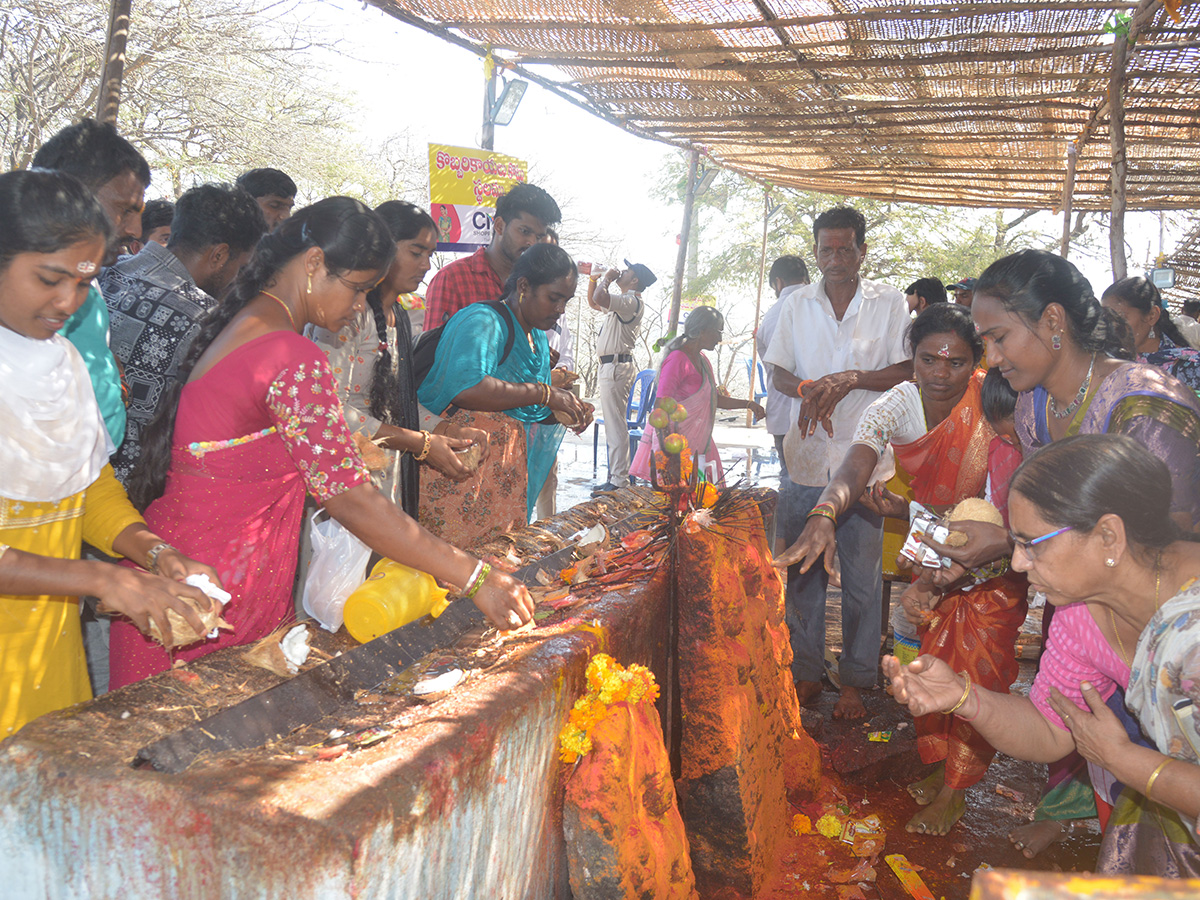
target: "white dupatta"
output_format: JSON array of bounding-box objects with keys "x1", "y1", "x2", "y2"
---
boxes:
[{"x1": 0, "y1": 326, "x2": 112, "y2": 502}]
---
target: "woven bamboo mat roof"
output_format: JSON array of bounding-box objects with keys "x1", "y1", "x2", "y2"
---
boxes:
[
  {"x1": 1168, "y1": 220, "x2": 1200, "y2": 304},
  {"x1": 372, "y1": 0, "x2": 1200, "y2": 210}
]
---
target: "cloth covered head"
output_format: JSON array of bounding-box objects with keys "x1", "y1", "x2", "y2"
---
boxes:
[{"x1": 623, "y1": 259, "x2": 658, "y2": 289}]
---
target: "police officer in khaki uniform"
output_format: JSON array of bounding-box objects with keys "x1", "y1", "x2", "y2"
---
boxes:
[{"x1": 590, "y1": 260, "x2": 656, "y2": 492}]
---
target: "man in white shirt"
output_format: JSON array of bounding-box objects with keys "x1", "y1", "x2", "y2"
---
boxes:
[
  {"x1": 1177, "y1": 299, "x2": 1200, "y2": 350},
  {"x1": 757, "y1": 255, "x2": 811, "y2": 550},
  {"x1": 764, "y1": 206, "x2": 913, "y2": 720},
  {"x1": 591, "y1": 260, "x2": 656, "y2": 492}
]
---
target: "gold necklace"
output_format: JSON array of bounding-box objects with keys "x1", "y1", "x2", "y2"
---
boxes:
[
  {"x1": 1110, "y1": 554, "x2": 1161, "y2": 666},
  {"x1": 260, "y1": 291, "x2": 297, "y2": 331}
]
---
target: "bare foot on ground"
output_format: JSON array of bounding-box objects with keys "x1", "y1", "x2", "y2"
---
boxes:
[
  {"x1": 905, "y1": 783, "x2": 966, "y2": 835},
  {"x1": 832, "y1": 685, "x2": 867, "y2": 719},
  {"x1": 1008, "y1": 819, "x2": 1075, "y2": 859},
  {"x1": 795, "y1": 679, "x2": 823, "y2": 707},
  {"x1": 907, "y1": 766, "x2": 945, "y2": 806}
]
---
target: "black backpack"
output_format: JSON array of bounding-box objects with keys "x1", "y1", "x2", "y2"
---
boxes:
[{"x1": 412, "y1": 299, "x2": 517, "y2": 387}]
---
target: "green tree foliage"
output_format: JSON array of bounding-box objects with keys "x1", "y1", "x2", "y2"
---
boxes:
[
  {"x1": 1, "y1": 0, "x2": 418, "y2": 201},
  {"x1": 652, "y1": 154, "x2": 1097, "y2": 304}
]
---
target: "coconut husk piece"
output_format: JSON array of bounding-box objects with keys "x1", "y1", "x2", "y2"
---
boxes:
[
  {"x1": 944, "y1": 497, "x2": 1004, "y2": 546},
  {"x1": 241, "y1": 622, "x2": 300, "y2": 678},
  {"x1": 351, "y1": 431, "x2": 389, "y2": 471},
  {"x1": 147, "y1": 594, "x2": 232, "y2": 651}
]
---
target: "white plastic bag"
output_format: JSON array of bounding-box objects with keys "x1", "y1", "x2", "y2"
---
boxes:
[{"x1": 301, "y1": 511, "x2": 371, "y2": 633}]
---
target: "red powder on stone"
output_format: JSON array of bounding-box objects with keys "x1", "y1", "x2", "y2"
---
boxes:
[
  {"x1": 563, "y1": 699, "x2": 699, "y2": 900},
  {"x1": 673, "y1": 513, "x2": 822, "y2": 897}
]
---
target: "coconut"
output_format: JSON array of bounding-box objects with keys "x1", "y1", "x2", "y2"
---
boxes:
[
  {"x1": 944, "y1": 497, "x2": 1004, "y2": 546},
  {"x1": 148, "y1": 594, "x2": 232, "y2": 651},
  {"x1": 455, "y1": 442, "x2": 485, "y2": 473}
]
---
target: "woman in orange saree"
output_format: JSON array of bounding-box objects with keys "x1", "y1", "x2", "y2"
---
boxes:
[{"x1": 775, "y1": 303, "x2": 1027, "y2": 835}]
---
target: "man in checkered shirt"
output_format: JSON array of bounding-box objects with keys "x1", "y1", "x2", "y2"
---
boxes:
[{"x1": 423, "y1": 183, "x2": 562, "y2": 329}]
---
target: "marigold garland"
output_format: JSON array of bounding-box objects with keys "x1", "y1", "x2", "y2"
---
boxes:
[{"x1": 558, "y1": 653, "x2": 660, "y2": 764}]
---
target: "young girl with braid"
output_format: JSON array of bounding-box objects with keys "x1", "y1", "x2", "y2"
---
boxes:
[{"x1": 113, "y1": 198, "x2": 534, "y2": 687}]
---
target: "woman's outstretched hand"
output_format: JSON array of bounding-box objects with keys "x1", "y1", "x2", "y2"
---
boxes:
[
  {"x1": 773, "y1": 516, "x2": 836, "y2": 575},
  {"x1": 1047, "y1": 683, "x2": 1131, "y2": 769},
  {"x1": 883, "y1": 654, "x2": 964, "y2": 716},
  {"x1": 470, "y1": 566, "x2": 537, "y2": 630}
]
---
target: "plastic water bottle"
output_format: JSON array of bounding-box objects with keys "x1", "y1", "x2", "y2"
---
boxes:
[{"x1": 342, "y1": 559, "x2": 450, "y2": 644}]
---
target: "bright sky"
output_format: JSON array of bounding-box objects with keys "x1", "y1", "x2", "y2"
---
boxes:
[
  {"x1": 302, "y1": 0, "x2": 1184, "y2": 313},
  {"x1": 307, "y1": 0, "x2": 681, "y2": 306}
]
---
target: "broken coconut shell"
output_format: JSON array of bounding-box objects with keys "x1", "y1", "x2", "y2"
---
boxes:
[{"x1": 148, "y1": 594, "x2": 232, "y2": 651}]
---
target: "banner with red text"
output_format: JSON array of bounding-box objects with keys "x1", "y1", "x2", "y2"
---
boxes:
[{"x1": 428, "y1": 144, "x2": 528, "y2": 252}]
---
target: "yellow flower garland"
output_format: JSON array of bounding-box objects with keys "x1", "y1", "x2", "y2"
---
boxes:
[{"x1": 558, "y1": 653, "x2": 660, "y2": 764}]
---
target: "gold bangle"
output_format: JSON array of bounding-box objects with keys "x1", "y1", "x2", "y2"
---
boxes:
[
  {"x1": 1144, "y1": 758, "x2": 1172, "y2": 800},
  {"x1": 413, "y1": 430, "x2": 433, "y2": 461},
  {"x1": 947, "y1": 671, "x2": 973, "y2": 714}
]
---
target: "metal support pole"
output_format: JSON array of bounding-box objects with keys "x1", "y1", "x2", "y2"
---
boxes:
[
  {"x1": 747, "y1": 189, "x2": 770, "y2": 427},
  {"x1": 668, "y1": 149, "x2": 700, "y2": 338},
  {"x1": 1109, "y1": 34, "x2": 1130, "y2": 280},
  {"x1": 1059, "y1": 143, "x2": 1077, "y2": 258},
  {"x1": 96, "y1": 0, "x2": 133, "y2": 124},
  {"x1": 481, "y1": 51, "x2": 497, "y2": 151}
]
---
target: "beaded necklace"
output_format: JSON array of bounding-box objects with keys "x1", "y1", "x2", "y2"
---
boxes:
[{"x1": 1048, "y1": 353, "x2": 1096, "y2": 420}]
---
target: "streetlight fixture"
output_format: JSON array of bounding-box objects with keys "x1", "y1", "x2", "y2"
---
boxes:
[{"x1": 491, "y1": 78, "x2": 528, "y2": 126}]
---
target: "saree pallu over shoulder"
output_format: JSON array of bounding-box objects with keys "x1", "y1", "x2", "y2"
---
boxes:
[{"x1": 892, "y1": 369, "x2": 994, "y2": 507}]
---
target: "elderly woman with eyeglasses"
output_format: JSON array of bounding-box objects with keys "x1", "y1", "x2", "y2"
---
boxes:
[{"x1": 887, "y1": 434, "x2": 1200, "y2": 876}]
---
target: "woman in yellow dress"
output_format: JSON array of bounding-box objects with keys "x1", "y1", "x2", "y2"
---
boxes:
[{"x1": 0, "y1": 169, "x2": 216, "y2": 738}]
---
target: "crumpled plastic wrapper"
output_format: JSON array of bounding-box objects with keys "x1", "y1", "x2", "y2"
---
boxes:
[{"x1": 148, "y1": 573, "x2": 232, "y2": 651}]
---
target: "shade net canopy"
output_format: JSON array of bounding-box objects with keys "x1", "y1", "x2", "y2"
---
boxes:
[{"x1": 370, "y1": 0, "x2": 1200, "y2": 211}]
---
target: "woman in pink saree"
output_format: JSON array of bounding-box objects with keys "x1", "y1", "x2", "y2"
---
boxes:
[
  {"x1": 630, "y1": 306, "x2": 764, "y2": 485},
  {"x1": 112, "y1": 199, "x2": 535, "y2": 688}
]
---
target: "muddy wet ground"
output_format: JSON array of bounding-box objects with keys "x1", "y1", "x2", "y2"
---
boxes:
[{"x1": 566, "y1": 417, "x2": 1101, "y2": 899}]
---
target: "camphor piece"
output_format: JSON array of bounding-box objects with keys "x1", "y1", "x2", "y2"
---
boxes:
[{"x1": 943, "y1": 497, "x2": 1004, "y2": 547}]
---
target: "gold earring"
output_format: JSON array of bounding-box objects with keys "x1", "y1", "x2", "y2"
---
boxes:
[
  {"x1": 519, "y1": 290, "x2": 525, "y2": 303},
  {"x1": 307, "y1": 272, "x2": 313, "y2": 295}
]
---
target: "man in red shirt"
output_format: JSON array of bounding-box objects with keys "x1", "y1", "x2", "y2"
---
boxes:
[{"x1": 423, "y1": 183, "x2": 562, "y2": 328}]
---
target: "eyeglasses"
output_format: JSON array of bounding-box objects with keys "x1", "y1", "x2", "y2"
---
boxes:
[{"x1": 1010, "y1": 525, "x2": 1073, "y2": 555}]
